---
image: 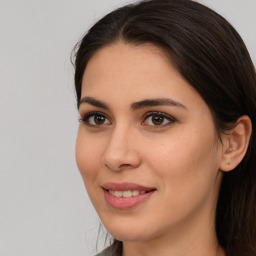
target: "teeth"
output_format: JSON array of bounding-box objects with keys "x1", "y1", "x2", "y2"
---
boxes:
[
  {"x1": 123, "y1": 190, "x2": 132, "y2": 197},
  {"x1": 109, "y1": 190, "x2": 147, "y2": 198},
  {"x1": 132, "y1": 190, "x2": 139, "y2": 196},
  {"x1": 115, "y1": 191, "x2": 123, "y2": 197}
]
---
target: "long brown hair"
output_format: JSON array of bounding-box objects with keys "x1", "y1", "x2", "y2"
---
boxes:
[{"x1": 72, "y1": 1, "x2": 256, "y2": 255}]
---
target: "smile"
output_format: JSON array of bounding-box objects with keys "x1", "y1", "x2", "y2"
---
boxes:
[
  {"x1": 102, "y1": 182, "x2": 156, "y2": 209},
  {"x1": 108, "y1": 190, "x2": 146, "y2": 198}
]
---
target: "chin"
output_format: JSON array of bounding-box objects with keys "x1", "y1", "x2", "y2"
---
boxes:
[
  {"x1": 100, "y1": 215, "x2": 158, "y2": 242},
  {"x1": 107, "y1": 229, "x2": 149, "y2": 242}
]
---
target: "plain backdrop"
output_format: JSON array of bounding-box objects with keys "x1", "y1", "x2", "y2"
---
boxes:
[{"x1": 0, "y1": 0, "x2": 255, "y2": 255}]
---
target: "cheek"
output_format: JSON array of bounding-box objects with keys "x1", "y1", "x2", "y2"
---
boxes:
[
  {"x1": 144, "y1": 126, "x2": 220, "y2": 190},
  {"x1": 140, "y1": 131, "x2": 221, "y2": 228},
  {"x1": 75, "y1": 129, "x2": 104, "y2": 181}
]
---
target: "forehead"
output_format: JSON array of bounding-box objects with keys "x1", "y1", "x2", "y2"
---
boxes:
[
  {"x1": 81, "y1": 42, "x2": 206, "y2": 111},
  {"x1": 82, "y1": 42, "x2": 181, "y2": 94}
]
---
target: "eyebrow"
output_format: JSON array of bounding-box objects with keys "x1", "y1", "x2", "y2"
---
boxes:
[
  {"x1": 79, "y1": 97, "x2": 186, "y2": 110},
  {"x1": 79, "y1": 97, "x2": 110, "y2": 110},
  {"x1": 131, "y1": 98, "x2": 186, "y2": 110}
]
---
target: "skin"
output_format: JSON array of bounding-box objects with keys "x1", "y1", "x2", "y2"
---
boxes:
[{"x1": 76, "y1": 42, "x2": 226, "y2": 256}]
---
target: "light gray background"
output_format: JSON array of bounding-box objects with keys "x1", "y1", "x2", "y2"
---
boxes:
[{"x1": 0, "y1": 0, "x2": 255, "y2": 255}]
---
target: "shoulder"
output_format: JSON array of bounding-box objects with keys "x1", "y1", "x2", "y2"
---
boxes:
[
  {"x1": 95, "y1": 251, "x2": 105, "y2": 256},
  {"x1": 95, "y1": 252, "x2": 105, "y2": 256},
  {"x1": 95, "y1": 247, "x2": 113, "y2": 256}
]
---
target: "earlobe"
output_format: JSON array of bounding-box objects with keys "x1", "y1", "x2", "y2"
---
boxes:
[{"x1": 219, "y1": 115, "x2": 252, "y2": 172}]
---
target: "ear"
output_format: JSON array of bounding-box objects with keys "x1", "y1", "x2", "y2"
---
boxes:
[{"x1": 219, "y1": 115, "x2": 252, "y2": 172}]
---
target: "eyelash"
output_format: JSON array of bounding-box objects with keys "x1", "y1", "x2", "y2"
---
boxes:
[
  {"x1": 79, "y1": 111, "x2": 111, "y2": 127},
  {"x1": 79, "y1": 111, "x2": 176, "y2": 128},
  {"x1": 142, "y1": 111, "x2": 176, "y2": 129}
]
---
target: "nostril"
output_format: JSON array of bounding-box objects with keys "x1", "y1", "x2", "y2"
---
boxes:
[
  {"x1": 104, "y1": 163, "x2": 133, "y2": 171},
  {"x1": 119, "y1": 164, "x2": 131, "y2": 168},
  {"x1": 102, "y1": 144, "x2": 141, "y2": 171}
]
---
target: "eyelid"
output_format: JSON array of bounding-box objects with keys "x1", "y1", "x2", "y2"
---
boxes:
[
  {"x1": 79, "y1": 111, "x2": 111, "y2": 126},
  {"x1": 142, "y1": 111, "x2": 176, "y2": 127},
  {"x1": 79, "y1": 110, "x2": 175, "y2": 128}
]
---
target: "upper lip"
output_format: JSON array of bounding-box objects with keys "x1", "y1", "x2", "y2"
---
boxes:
[{"x1": 102, "y1": 182, "x2": 156, "y2": 192}]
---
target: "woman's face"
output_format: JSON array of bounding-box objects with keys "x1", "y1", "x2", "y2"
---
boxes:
[{"x1": 76, "y1": 42, "x2": 224, "y2": 242}]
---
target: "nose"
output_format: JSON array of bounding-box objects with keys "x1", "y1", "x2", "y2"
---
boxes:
[{"x1": 102, "y1": 125, "x2": 141, "y2": 172}]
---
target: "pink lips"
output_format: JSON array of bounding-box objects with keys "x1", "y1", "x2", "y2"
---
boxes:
[{"x1": 102, "y1": 182, "x2": 156, "y2": 210}]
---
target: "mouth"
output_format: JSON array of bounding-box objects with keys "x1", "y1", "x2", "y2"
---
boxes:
[
  {"x1": 107, "y1": 189, "x2": 148, "y2": 198},
  {"x1": 102, "y1": 182, "x2": 156, "y2": 209}
]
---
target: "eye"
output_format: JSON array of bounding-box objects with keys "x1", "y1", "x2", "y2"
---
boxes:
[
  {"x1": 80, "y1": 112, "x2": 111, "y2": 126},
  {"x1": 142, "y1": 112, "x2": 175, "y2": 127}
]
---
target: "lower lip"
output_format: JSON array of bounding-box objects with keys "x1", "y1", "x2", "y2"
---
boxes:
[{"x1": 103, "y1": 190, "x2": 155, "y2": 210}]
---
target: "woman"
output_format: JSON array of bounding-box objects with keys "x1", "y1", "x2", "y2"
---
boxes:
[{"x1": 73, "y1": 0, "x2": 256, "y2": 255}]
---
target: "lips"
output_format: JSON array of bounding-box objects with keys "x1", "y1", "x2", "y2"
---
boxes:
[{"x1": 102, "y1": 182, "x2": 156, "y2": 210}]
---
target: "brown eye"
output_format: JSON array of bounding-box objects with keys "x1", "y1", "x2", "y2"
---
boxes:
[
  {"x1": 81, "y1": 112, "x2": 111, "y2": 126},
  {"x1": 94, "y1": 115, "x2": 106, "y2": 125},
  {"x1": 151, "y1": 115, "x2": 164, "y2": 125},
  {"x1": 142, "y1": 112, "x2": 175, "y2": 127}
]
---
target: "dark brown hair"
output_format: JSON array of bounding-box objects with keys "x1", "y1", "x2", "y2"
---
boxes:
[{"x1": 72, "y1": 0, "x2": 256, "y2": 255}]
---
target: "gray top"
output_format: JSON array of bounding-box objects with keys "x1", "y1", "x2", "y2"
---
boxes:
[
  {"x1": 95, "y1": 252, "x2": 106, "y2": 256},
  {"x1": 95, "y1": 248, "x2": 112, "y2": 256}
]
